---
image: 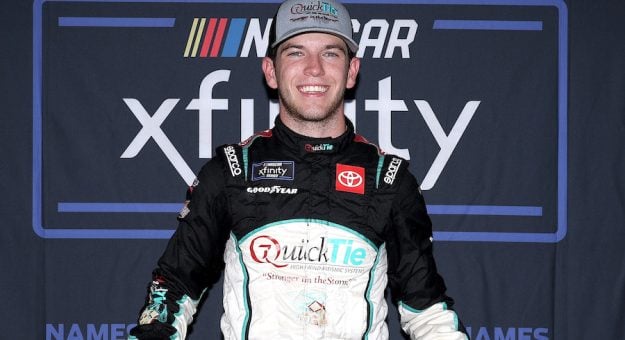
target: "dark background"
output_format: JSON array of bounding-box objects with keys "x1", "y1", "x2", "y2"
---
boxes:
[{"x1": 2, "y1": 0, "x2": 624, "y2": 339}]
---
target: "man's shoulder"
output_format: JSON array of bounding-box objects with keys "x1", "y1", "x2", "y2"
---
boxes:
[
  {"x1": 352, "y1": 133, "x2": 408, "y2": 161},
  {"x1": 239, "y1": 129, "x2": 274, "y2": 149},
  {"x1": 350, "y1": 133, "x2": 411, "y2": 188},
  {"x1": 210, "y1": 129, "x2": 275, "y2": 179},
  {"x1": 352, "y1": 133, "x2": 384, "y2": 156}
]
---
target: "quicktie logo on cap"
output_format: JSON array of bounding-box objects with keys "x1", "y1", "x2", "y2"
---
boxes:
[{"x1": 291, "y1": 1, "x2": 339, "y2": 18}]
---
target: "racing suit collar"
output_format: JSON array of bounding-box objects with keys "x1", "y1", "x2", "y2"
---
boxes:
[{"x1": 273, "y1": 116, "x2": 355, "y2": 156}]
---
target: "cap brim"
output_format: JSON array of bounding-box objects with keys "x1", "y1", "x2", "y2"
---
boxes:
[{"x1": 271, "y1": 28, "x2": 359, "y2": 54}]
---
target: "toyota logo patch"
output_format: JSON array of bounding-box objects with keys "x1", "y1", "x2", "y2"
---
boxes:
[{"x1": 336, "y1": 164, "x2": 365, "y2": 194}]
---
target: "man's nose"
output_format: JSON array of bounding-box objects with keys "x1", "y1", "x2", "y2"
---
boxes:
[{"x1": 303, "y1": 55, "x2": 324, "y2": 77}]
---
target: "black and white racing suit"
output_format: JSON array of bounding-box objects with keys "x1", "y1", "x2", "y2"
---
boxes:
[{"x1": 129, "y1": 117, "x2": 467, "y2": 340}]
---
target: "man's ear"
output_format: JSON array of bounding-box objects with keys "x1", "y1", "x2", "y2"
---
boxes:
[
  {"x1": 346, "y1": 57, "x2": 360, "y2": 89},
  {"x1": 262, "y1": 57, "x2": 278, "y2": 89}
]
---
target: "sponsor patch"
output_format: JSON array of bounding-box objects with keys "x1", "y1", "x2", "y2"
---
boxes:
[
  {"x1": 383, "y1": 157, "x2": 402, "y2": 185},
  {"x1": 139, "y1": 278, "x2": 168, "y2": 325},
  {"x1": 187, "y1": 178, "x2": 200, "y2": 196},
  {"x1": 224, "y1": 145, "x2": 242, "y2": 177},
  {"x1": 336, "y1": 164, "x2": 365, "y2": 194},
  {"x1": 302, "y1": 299, "x2": 327, "y2": 326},
  {"x1": 178, "y1": 200, "x2": 191, "y2": 219},
  {"x1": 247, "y1": 186, "x2": 298, "y2": 194},
  {"x1": 304, "y1": 143, "x2": 335, "y2": 153},
  {"x1": 252, "y1": 161, "x2": 295, "y2": 181}
]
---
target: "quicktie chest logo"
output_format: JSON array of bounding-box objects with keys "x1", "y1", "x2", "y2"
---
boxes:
[
  {"x1": 249, "y1": 235, "x2": 367, "y2": 268},
  {"x1": 304, "y1": 143, "x2": 334, "y2": 153}
]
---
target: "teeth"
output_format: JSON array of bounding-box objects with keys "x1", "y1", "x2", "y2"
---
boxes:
[{"x1": 299, "y1": 85, "x2": 327, "y2": 93}]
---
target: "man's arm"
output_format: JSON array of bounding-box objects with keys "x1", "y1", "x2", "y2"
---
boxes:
[
  {"x1": 385, "y1": 165, "x2": 468, "y2": 340},
  {"x1": 129, "y1": 156, "x2": 231, "y2": 339}
]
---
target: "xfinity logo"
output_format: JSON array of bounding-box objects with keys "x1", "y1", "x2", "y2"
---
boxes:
[
  {"x1": 384, "y1": 157, "x2": 402, "y2": 185},
  {"x1": 224, "y1": 145, "x2": 242, "y2": 176},
  {"x1": 249, "y1": 235, "x2": 367, "y2": 268},
  {"x1": 252, "y1": 161, "x2": 295, "y2": 181},
  {"x1": 247, "y1": 186, "x2": 298, "y2": 194},
  {"x1": 120, "y1": 71, "x2": 477, "y2": 189}
]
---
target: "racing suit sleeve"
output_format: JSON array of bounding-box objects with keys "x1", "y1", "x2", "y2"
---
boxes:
[
  {"x1": 385, "y1": 169, "x2": 468, "y2": 340},
  {"x1": 129, "y1": 156, "x2": 231, "y2": 340}
]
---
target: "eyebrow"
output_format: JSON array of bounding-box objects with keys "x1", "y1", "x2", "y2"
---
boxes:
[{"x1": 280, "y1": 43, "x2": 348, "y2": 54}]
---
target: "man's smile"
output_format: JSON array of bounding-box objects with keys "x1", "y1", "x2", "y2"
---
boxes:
[{"x1": 298, "y1": 85, "x2": 329, "y2": 94}]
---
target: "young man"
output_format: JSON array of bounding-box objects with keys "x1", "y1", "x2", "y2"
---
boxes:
[{"x1": 129, "y1": 0, "x2": 467, "y2": 339}]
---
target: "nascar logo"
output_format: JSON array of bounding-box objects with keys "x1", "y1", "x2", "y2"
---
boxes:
[
  {"x1": 184, "y1": 17, "x2": 270, "y2": 58},
  {"x1": 184, "y1": 17, "x2": 418, "y2": 58}
]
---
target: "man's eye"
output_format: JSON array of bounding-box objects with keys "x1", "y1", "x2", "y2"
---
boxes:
[{"x1": 287, "y1": 51, "x2": 303, "y2": 57}]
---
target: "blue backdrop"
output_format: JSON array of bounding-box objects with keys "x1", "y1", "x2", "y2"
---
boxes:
[{"x1": 1, "y1": 0, "x2": 624, "y2": 339}]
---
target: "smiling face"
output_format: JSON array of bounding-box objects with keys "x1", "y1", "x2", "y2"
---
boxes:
[{"x1": 262, "y1": 32, "x2": 360, "y2": 137}]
